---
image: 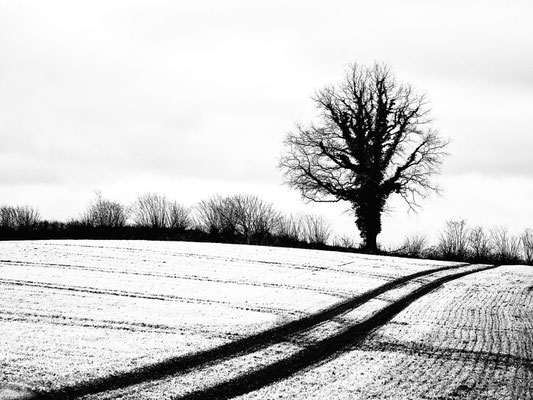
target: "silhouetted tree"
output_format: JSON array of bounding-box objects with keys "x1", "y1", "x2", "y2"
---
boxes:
[
  {"x1": 81, "y1": 192, "x2": 128, "y2": 228},
  {"x1": 196, "y1": 195, "x2": 239, "y2": 237},
  {"x1": 132, "y1": 193, "x2": 191, "y2": 229},
  {"x1": 276, "y1": 214, "x2": 305, "y2": 244},
  {"x1": 437, "y1": 220, "x2": 470, "y2": 260},
  {"x1": 521, "y1": 229, "x2": 533, "y2": 265},
  {"x1": 300, "y1": 214, "x2": 332, "y2": 245},
  {"x1": 0, "y1": 205, "x2": 40, "y2": 230},
  {"x1": 397, "y1": 233, "x2": 428, "y2": 257},
  {"x1": 280, "y1": 63, "x2": 448, "y2": 252},
  {"x1": 491, "y1": 226, "x2": 521, "y2": 264},
  {"x1": 195, "y1": 194, "x2": 280, "y2": 243},
  {"x1": 468, "y1": 226, "x2": 492, "y2": 261}
]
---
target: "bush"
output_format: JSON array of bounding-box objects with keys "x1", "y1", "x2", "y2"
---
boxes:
[
  {"x1": 437, "y1": 220, "x2": 470, "y2": 261},
  {"x1": 490, "y1": 226, "x2": 521, "y2": 264},
  {"x1": 276, "y1": 214, "x2": 304, "y2": 244},
  {"x1": 333, "y1": 234, "x2": 359, "y2": 249},
  {"x1": 195, "y1": 194, "x2": 280, "y2": 244},
  {"x1": 521, "y1": 229, "x2": 533, "y2": 265},
  {"x1": 196, "y1": 195, "x2": 238, "y2": 236},
  {"x1": 0, "y1": 205, "x2": 41, "y2": 230},
  {"x1": 132, "y1": 193, "x2": 191, "y2": 230},
  {"x1": 232, "y1": 194, "x2": 280, "y2": 244},
  {"x1": 301, "y1": 214, "x2": 332, "y2": 245},
  {"x1": 396, "y1": 234, "x2": 428, "y2": 258},
  {"x1": 468, "y1": 226, "x2": 492, "y2": 262},
  {"x1": 81, "y1": 192, "x2": 128, "y2": 228}
]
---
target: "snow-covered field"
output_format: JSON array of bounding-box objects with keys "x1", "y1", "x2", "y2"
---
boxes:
[
  {"x1": 239, "y1": 265, "x2": 533, "y2": 400},
  {"x1": 0, "y1": 240, "x2": 531, "y2": 399}
]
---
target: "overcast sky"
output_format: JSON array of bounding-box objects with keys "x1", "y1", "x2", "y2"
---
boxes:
[{"x1": 1, "y1": 0, "x2": 532, "y2": 245}]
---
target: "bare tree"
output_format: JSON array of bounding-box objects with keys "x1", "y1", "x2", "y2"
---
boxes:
[
  {"x1": 195, "y1": 195, "x2": 239, "y2": 235},
  {"x1": 437, "y1": 220, "x2": 470, "y2": 260},
  {"x1": 276, "y1": 214, "x2": 304, "y2": 243},
  {"x1": 167, "y1": 201, "x2": 192, "y2": 230},
  {"x1": 81, "y1": 192, "x2": 128, "y2": 228},
  {"x1": 0, "y1": 205, "x2": 40, "y2": 229},
  {"x1": 491, "y1": 226, "x2": 521, "y2": 264},
  {"x1": 469, "y1": 226, "x2": 492, "y2": 261},
  {"x1": 132, "y1": 193, "x2": 191, "y2": 229},
  {"x1": 521, "y1": 229, "x2": 533, "y2": 265},
  {"x1": 280, "y1": 63, "x2": 448, "y2": 252},
  {"x1": 232, "y1": 194, "x2": 280, "y2": 243},
  {"x1": 397, "y1": 233, "x2": 428, "y2": 258},
  {"x1": 333, "y1": 234, "x2": 358, "y2": 249},
  {"x1": 301, "y1": 214, "x2": 332, "y2": 245},
  {"x1": 195, "y1": 194, "x2": 280, "y2": 243},
  {"x1": 0, "y1": 206, "x2": 17, "y2": 229}
]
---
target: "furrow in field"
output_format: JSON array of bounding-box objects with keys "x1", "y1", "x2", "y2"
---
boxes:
[
  {"x1": 0, "y1": 284, "x2": 277, "y2": 340},
  {"x1": 0, "y1": 259, "x2": 352, "y2": 298},
  {"x1": 103, "y1": 264, "x2": 496, "y2": 400},
  {"x1": 0, "y1": 309, "x2": 246, "y2": 339},
  {"x1": 28, "y1": 263, "x2": 489, "y2": 400},
  {"x1": 0, "y1": 278, "x2": 305, "y2": 316},
  {"x1": 270, "y1": 264, "x2": 533, "y2": 400},
  {"x1": 4, "y1": 240, "x2": 459, "y2": 281}
]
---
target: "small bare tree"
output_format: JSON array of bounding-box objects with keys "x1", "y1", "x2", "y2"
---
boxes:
[
  {"x1": 0, "y1": 205, "x2": 40, "y2": 229},
  {"x1": 196, "y1": 195, "x2": 239, "y2": 235},
  {"x1": 397, "y1": 234, "x2": 428, "y2": 258},
  {"x1": 132, "y1": 193, "x2": 191, "y2": 229},
  {"x1": 81, "y1": 192, "x2": 128, "y2": 228},
  {"x1": 437, "y1": 220, "x2": 470, "y2": 260},
  {"x1": 167, "y1": 201, "x2": 192, "y2": 230},
  {"x1": 468, "y1": 226, "x2": 492, "y2": 261},
  {"x1": 333, "y1": 234, "x2": 359, "y2": 249},
  {"x1": 280, "y1": 63, "x2": 448, "y2": 252},
  {"x1": 195, "y1": 194, "x2": 280, "y2": 243},
  {"x1": 491, "y1": 227, "x2": 521, "y2": 264},
  {"x1": 301, "y1": 214, "x2": 332, "y2": 245},
  {"x1": 521, "y1": 228, "x2": 533, "y2": 265},
  {"x1": 232, "y1": 194, "x2": 280, "y2": 243},
  {"x1": 276, "y1": 214, "x2": 304, "y2": 243}
]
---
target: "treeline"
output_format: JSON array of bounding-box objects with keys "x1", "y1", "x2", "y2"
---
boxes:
[
  {"x1": 1, "y1": 195, "x2": 532, "y2": 265},
  {"x1": 0, "y1": 193, "x2": 333, "y2": 249},
  {"x1": 393, "y1": 220, "x2": 533, "y2": 265}
]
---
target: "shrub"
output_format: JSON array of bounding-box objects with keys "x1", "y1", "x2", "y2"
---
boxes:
[
  {"x1": 397, "y1": 234, "x2": 428, "y2": 258},
  {"x1": 490, "y1": 226, "x2": 521, "y2": 264},
  {"x1": 232, "y1": 194, "x2": 280, "y2": 244},
  {"x1": 195, "y1": 194, "x2": 280, "y2": 243},
  {"x1": 0, "y1": 205, "x2": 41, "y2": 230},
  {"x1": 276, "y1": 214, "x2": 304, "y2": 244},
  {"x1": 132, "y1": 193, "x2": 191, "y2": 230},
  {"x1": 521, "y1": 229, "x2": 533, "y2": 265},
  {"x1": 468, "y1": 226, "x2": 492, "y2": 262},
  {"x1": 333, "y1": 234, "x2": 359, "y2": 249},
  {"x1": 301, "y1": 214, "x2": 332, "y2": 245},
  {"x1": 81, "y1": 192, "x2": 128, "y2": 228},
  {"x1": 437, "y1": 220, "x2": 470, "y2": 261}
]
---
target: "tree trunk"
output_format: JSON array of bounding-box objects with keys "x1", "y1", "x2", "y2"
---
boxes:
[{"x1": 355, "y1": 193, "x2": 382, "y2": 254}]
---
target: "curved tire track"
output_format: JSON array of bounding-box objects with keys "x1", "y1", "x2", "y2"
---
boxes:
[
  {"x1": 25, "y1": 262, "x2": 475, "y2": 400},
  {"x1": 174, "y1": 264, "x2": 498, "y2": 400}
]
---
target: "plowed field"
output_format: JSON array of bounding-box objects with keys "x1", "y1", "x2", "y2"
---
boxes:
[{"x1": 0, "y1": 241, "x2": 530, "y2": 399}]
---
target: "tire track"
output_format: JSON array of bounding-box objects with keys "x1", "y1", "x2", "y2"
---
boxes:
[
  {"x1": 166, "y1": 264, "x2": 497, "y2": 400},
  {"x1": 347, "y1": 265, "x2": 533, "y2": 400},
  {"x1": 26, "y1": 262, "x2": 478, "y2": 400}
]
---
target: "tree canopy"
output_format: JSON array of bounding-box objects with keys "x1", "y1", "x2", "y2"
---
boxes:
[{"x1": 280, "y1": 63, "x2": 448, "y2": 252}]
